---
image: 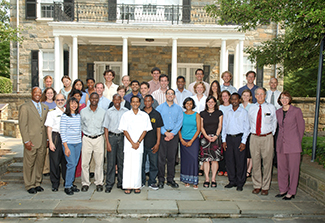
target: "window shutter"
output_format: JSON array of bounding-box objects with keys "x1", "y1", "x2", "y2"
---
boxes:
[
  {"x1": 228, "y1": 54, "x2": 234, "y2": 85},
  {"x1": 87, "y1": 63, "x2": 94, "y2": 79},
  {"x1": 26, "y1": 0, "x2": 37, "y2": 19},
  {"x1": 256, "y1": 63, "x2": 264, "y2": 87},
  {"x1": 31, "y1": 51, "x2": 39, "y2": 88},
  {"x1": 64, "y1": 50, "x2": 69, "y2": 76},
  {"x1": 108, "y1": 0, "x2": 117, "y2": 21},
  {"x1": 168, "y1": 63, "x2": 171, "y2": 89},
  {"x1": 182, "y1": 0, "x2": 191, "y2": 23},
  {"x1": 203, "y1": 65, "x2": 210, "y2": 84}
]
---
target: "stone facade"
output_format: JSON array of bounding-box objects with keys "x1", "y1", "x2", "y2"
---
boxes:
[
  {"x1": 0, "y1": 104, "x2": 8, "y2": 132},
  {"x1": 10, "y1": 0, "x2": 279, "y2": 93},
  {"x1": 3, "y1": 120, "x2": 21, "y2": 138}
]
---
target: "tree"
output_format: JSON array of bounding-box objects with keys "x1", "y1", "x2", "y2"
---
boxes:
[
  {"x1": 205, "y1": 0, "x2": 325, "y2": 76},
  {"x1": 0, "y1": 0, "x2": 21, "y2": 78}
]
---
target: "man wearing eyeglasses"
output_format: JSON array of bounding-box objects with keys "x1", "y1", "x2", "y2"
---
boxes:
[
  {"x1": 156, "y1": 89, "x2": 183, "y2": 189},
  {"x1": 44, "y1": 93, "x2": 67, "y2": 192}
]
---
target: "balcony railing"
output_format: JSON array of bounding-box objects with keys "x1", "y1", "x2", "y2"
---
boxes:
[{"x1": 52, "y1": 2, "x2": 218, "y2": 24}]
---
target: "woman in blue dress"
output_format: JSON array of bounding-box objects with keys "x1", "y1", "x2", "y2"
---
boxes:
[{"x1": 179, "y1": 97, "x2": 201, "y2": 189}]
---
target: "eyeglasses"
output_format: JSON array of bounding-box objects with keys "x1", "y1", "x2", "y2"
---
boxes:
[
  {"x1": 166, "y1": 93, "x2": 174, "y2": 96},
  {"x1": 56, "y1": 99, "x2": 65, "y2": 102}
]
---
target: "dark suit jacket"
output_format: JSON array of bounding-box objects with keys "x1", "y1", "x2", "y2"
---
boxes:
[
  {"x1": 276, "y1": 105, "x2": 305, "y2": 154},
  {"x1": 18, "y1": 100, "x2": 49, "y2": 148}
]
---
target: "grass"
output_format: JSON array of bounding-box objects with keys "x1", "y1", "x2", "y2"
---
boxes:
[{"x1": 301, "y1": 136, "x2": 325, "y2": 168}]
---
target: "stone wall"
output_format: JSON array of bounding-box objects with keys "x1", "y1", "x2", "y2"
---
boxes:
[
  {"x1": 79, "y1": 45, "x2": 220, "y2": 83},
  {"x1": 0, "y1": 93, "x2": 31, "y2": 120}
]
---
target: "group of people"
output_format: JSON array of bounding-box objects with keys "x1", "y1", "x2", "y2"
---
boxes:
[{"x1": 18, "y1": 68, "x2": 305, "y2": 201}]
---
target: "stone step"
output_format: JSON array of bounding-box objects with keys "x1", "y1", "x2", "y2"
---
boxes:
[
  {"x1": 7, "y1": 162, "x2": 23, "y2": 172},
  {"x1": 13, "y1": 156, "x2": 23, "y2": 163},
  {"x1": 0, "y1": 172, "x2": 24, "y2": 183}
]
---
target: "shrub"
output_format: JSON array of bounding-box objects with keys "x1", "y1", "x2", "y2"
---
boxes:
[
  {"x1": 301, "y1": 136, "x2": 325, "y2": 168},
  {"x1": 0, "y1": 76, "x2": 12, "y2": 93}
]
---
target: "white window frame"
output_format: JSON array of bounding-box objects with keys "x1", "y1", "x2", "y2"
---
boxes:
[
  {"x1": 94, "y1": 61, "x2": 123, "y2": 85},
  {"x1": 39, "y1": 49, "x2": 55, "y2": 89},
  {"x1": 36, "y1": 0, "x2": 63, "y2": 21},
  {"x1": 177, "y1": 63, "x2": 203, "y2": 88},
  {"x1": 242, "y1": 55, "x2": 256, "y2": 85}
]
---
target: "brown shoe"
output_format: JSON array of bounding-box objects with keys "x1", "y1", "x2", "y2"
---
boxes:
[
  {"x1": 261, "y1": 190, "x2": 269, "y2": 195},
  {"x1": 252, "y1": 188, "x2": 261, "y2": 194}
]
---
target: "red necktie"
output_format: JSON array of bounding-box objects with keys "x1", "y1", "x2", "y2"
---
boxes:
[{"x1": 256, "y1": 105, "x2": 262, "y2": 135}]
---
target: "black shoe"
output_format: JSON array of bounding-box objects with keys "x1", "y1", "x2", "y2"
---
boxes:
[
  {"x1": 35, "y1": 186, "x2": 44, "y2": 192},
  {"x1": 236, "y1": 186, "x2": 243, "y2": 191},
  {"x1": 89, "y1": 172, "x2": 95, "y2": 178},
  {"x1": 27, "y1": 188, "x2": 37, "y2": 194},
  {"x1": 71, "y1": 185, "x2": 80, "y2": 192},
  {"x1": 96, "y1": 185, "x2": 103, "y2": 192},
  {"x1": 52, "y1": 188, "x2": 58, "y2": 192},
  {"x1": 117, "y1": 185, "x2": 122, "y2": 189},
  {"x1": 275, "y1": 192, "x2": 287, "y2": 198},
  {"x1": 81, "y1": 185, "x2": 89, "y2": 192},
  {"x1": 225, "y1": 184, "x2": 236, "y2": 189},
  {"x1": 105, "y1": 187, "x2": 112, "y2": 193},
  {"x1": 158, "y1": 181, "x2": 164, "y2": 189},
  {"x1": 283, "y1": 195, "x2": 295, "y2": 200},
  {"x1": 43, "y1": 173, "x2": 50, "y2": 177},
  {"x1": 64, "y1": 188, "x2": 74, "y2": 195},
  {"x1": 167, "y1": 180, "x2": 179, "y2": 188}
]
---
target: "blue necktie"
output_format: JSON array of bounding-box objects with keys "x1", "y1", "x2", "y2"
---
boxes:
[{"x1": 36, "y1": 103, "x2": 42, "y2": 117}]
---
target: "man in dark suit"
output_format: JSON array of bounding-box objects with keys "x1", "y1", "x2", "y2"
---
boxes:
[{"x1": 19, "y1": 87, "x2": 49, "y2": 194}]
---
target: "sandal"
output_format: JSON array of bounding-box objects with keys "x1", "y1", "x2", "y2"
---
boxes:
[
  {"x1": 124, "y1": 189, "x2": 132, "y2": 194},
  {"x1": 247, "y1": 172, "x2": 251, "y2": 178},
  {"x1": 224, "y1": 172, "x2": 228, "y2": 177},
  {"x1": 218, "y1": 171, "x2": 224, "y2": 176},
  {"x1": 203, "y1": 181, "x2": 210, "y2": 188},
  {"x1": 185, "y1": 183, "x2": 190, "y2": 187},
  {"x1": 198, "y1": 170, "x2": 204, "y2": 176},
  {"x1": 211, "y1": 181, "x2": 217, "y2": 188},
  {"x1": 193, "y1": 185, "x2": 198, "y2": 189},
  {"x1": 134, "y1": 189, "x2": 141, "y2": 194}
]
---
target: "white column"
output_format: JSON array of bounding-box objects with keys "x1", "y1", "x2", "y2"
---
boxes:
[
  {"x1": 72, "y1": 36, "x2": 78, "y2": 81},
  {"x1": 59, "y1": 38, "x2": 64, "y2": 89},
  {"x1": 238, "y1": 40, "x2": 244, "y2": 87},
  {"x1": 219, "y1": 39, "x2": 227, "y2": 84},
  {"x1": 233, "y1": 42, "x2": 240, "y2": 89},
  {"x1": 54, "y1": 35, "x2": 61, "y2": 92},
  {"x1": 36, "y1": 1, "x2": 41, "y2": 19},
  {"x1": 122, "y1": 37, "x2": 128, "y2": 76},
  {"x1": 171, "y1": 38, "x2": 178, "y2": 89}
]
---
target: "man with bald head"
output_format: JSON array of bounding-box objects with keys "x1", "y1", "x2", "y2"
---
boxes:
[{"x1": 19, "y1": 87, "x2": 49, "y2": 194}]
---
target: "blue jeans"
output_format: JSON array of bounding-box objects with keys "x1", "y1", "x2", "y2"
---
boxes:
[
  {"x1": 63, "y1": 143, "x2": 82, "y2": 188},
  {"x1": 142, "y1": 146, "x2": 158, "y2": 185}
]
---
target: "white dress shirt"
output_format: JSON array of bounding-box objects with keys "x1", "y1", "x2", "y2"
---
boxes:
[
  {"x1": 266, "y1": 90, "x2": 282, "y2": 110},
  {"x1": 44, "y1": 106, "x2": 65, "y2": 133},
  {"x1": 191, "y1": 94, "x2": 207, "y2": 113},
  {"x1": 248, "y1": 102, "x2": 277, "y2": 135}
]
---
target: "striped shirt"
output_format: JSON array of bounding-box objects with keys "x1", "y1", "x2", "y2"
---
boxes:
[
  {"x1": 60, "y1": 113, "x2": 82, "y2": 144},
  {"x1": 152, "y1": 88, "x2": 178, "y2": 105}
]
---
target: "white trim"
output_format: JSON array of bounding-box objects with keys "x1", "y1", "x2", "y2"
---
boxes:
[
  {"x1": 39, "y1": 49, "x2": 55, "y2": 90},
  {"x1": 177, "y1": 63, "x2": 203, "y2": 88},
  {"x1": 94, "y1": 61, "x2": 123, "y2": 85}
]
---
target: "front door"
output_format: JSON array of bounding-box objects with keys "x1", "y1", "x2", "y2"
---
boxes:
[{"x1": 94, "y1": 62, "x2": 122, "y2": 85}]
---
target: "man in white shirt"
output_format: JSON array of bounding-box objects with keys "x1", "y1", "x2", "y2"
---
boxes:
[
  {"x1": 103, "y1": 70, "x2": 118, "y2": 101},
  {"x1": 44, "y1": 93, "x2": 66, "y2": 192},
  {"x1": 175, "y1": 76, "x2": 193, "y2": 108},
  {"x1": 188, "y1": 69, "x2": 210, "y2": 96},
  {"x1": 266, "y1": 78, "x2": 281, "y2": 110},
  {"x1": 248, "y1": 87, "x2": 277, "y2": 196},
  {"x1": 119, "y1": 96, "x2": 152, "y2": 194},
  {"x1": 220, "y1": 71, "x2": 237, "y2": 94}
]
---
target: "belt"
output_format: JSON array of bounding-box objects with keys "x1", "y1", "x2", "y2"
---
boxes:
[
  {"x1": 84, "y1": 134, "x2": 102, "y2": 139},
  {"x1": 109, "y1": 132, "x2": 124, "y2": 137},
  {"x1": 227, "y1": 133, "x2": 243, "y2": 137},
  {"x1": 52, "y1": 131, "x2": 60, "y2": 134},
  {"x1": 166, "y1": 129, "x2": 172, "y2": 132},
  {"x1": 252, "y1": 132, "x2": 272, "y2": 137}
]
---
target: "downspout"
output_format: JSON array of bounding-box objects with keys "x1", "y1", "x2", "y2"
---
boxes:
[
  {"x1": 274, "y1": 23, "x2": 278, "y2": 78},
  {"x1": 16, "y1": 0, "x2": 20, "y2": 93}
]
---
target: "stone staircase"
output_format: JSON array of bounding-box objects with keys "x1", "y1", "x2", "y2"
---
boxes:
[{"x1": 0, "y1": 157, "x2": 24, "y2": 184}]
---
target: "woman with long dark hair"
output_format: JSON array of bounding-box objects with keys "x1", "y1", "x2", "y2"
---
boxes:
[
  {"x1": 60, "y1": 97, "x2": 82, "y2": 195},
  {"x1": 69, "y1": 79, "x2": 89, "y2": 105},
  {"x1": 208, "y1": 80, "x2": 221, "y2": 103},
  {"x1": 200, "y1": 96, "x2": 223, "y2": 188}
]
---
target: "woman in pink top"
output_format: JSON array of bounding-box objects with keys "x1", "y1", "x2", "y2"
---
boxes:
[{"x1": 275, "y1": 91, "x2": 305, "y2": 200}]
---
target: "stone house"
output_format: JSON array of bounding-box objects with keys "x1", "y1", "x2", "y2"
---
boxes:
[{"x1": 10, "y1": 0, "x2": 281, "y2": 92}]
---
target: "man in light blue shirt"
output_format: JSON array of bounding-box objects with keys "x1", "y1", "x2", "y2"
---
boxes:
[
  {"x1": 87, "y1": 82, "x2": 111, "y2": 111},
  {"x1": 174, "y1": 76, "x2": 193, "y2": 109},
  {"x1": 156, "y1": 89, "x2": 183, "y2": 189},
  {"x1": 222, "y1": 93, "x2": 249, "y2": 192},
  {"x1": 80, "y1": 92, "x2": 106, "y2": 192}
]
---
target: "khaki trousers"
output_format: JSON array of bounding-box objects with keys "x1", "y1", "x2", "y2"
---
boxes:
[
  {"x1": 81, "y1": 135, "x2": 104, "y2": 186},
  {"x1": 23, "y1": 145, "x2": 46, "y2": 190},
  {"x1": 250, "y1": 134, "x2": 274, "y2": 190},
  {"x1": 42, "y1": 148, "x2": 50, "y2": 174}
]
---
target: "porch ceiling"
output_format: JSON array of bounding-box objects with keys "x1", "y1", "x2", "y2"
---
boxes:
[{"x1": 50, "y1": 22, "x2": 244, "y2": 48}]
